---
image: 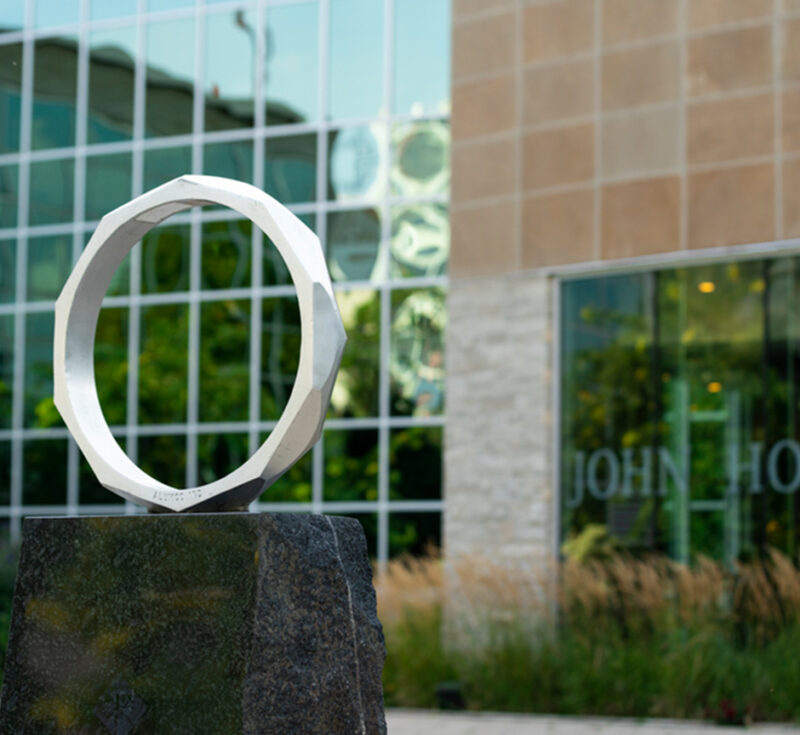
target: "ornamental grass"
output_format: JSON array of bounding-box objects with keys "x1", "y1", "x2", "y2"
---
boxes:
[{"x1": 377, "y1": 551, "x2": 800, "y2": 723}]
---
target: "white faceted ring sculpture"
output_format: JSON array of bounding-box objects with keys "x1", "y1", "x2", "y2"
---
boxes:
[{"x1": 54, "y1": 175, "x2": 346, "y2": 513}]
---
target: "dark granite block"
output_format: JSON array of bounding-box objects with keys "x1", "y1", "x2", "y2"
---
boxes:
[{"x1": 0, "y1": 513, "x2": 386, "y2": 735}]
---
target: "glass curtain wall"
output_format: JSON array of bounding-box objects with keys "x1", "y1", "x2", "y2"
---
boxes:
[
  {"x1": 561, "y1": 256, "x2": 800, "y2": 565},
  {"x1": 0, "y1": 0, "x2": 451, "y2": 561}
]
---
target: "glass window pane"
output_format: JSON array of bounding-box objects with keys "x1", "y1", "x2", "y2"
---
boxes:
[
  {"x1": 203, "y1": 140, "x2": 253, "y2": 183},
  {"x1": 29, "y1": 158, "x2": 73, "y2": 226},
  {"x1": 85, "y1": 152, "x2": 132, "y2": 220},
  {"x1": 328, "y1": 0, "x2": 383, "y2": 120},
  {"x1": 141, "y1": 224, "x2": 190, "y2": 295},
  {"x1": 0, "y1": 240, "x2": 14, "y2": 303},
  {"x1": 138, "y1": 435, "x2": 186, "y2": 489},
  {"x1": 389, "y1": 511, "x2": 441, "y2": 556},
  {"x1": 326, "y1": 208, "x2": 381, "y2": 284},
  {"x1": 323, "y1": 428, "x2": 378, "y2": 501},
  {"x1": 0, "y1": 43, "x2": 22, "y2": 152},
  {"x1": 90, "y1": 0, "x2": 137, "y2": 22},
  {"x1": 260, "y1": 445, "x2": 311, "y2": 503},
  {"x1": 80, "y1": 448, "x2": 125, "y2": 504},
  {"x1": 143, "y1": 145, "x2": 192, "y2": 191},
  {"x1": 27, "y1": 234, "x2": 72, "y2": 302},
  {"x1": 95, "y1": 306, "x2": 128, "y2": 426},
  {"x1": 0, "y1": 2, "x2": 24, "y2": 32},
  {"x1": 264, "y1": 133, "x2": 317, "y2": 205},
  {"x1": 392, "y1": 121, "x2": 450, "y2": 197},
  {"x1": 0, "y1": 442, "x2": 9, "y2": 504},
  {"x1": 148, "y1": 0, "x2": 195, "y2": 11},
  {"x1": 328, "y1": 125, "x2": 385, "y2": 202},
  {"x1": 25, "y1": 311, "x2": 61, "y2": 428},
  {"x1": 390, "y1": 288, "x2": 446, "y2": 417},
  {"x1": 201, "y1": 219, "x2": 252, "y2": 290},
  {"x1": 88, "y1": 26, "x2": 136, "y2": 144},
  {"x1": 390, "y1": 427, "x2": 442, "y2": 501},
  {"x1": 204, "y1": 9, "x2": 255, "y2": 132},
  {"x1": 261, "y1": 296, "x2": 300, "y2": 421},
  {"x1": 0, "y1": 317, "x2": 12, "y2": 429},
  {"x1": 145, "y1": 18, "x2": 195, "y2": 138},
  {"x1": 23, "y1": 439, "x2": 67, "y2": 505},
  {"x1": 394, "y1": 0, "x2": 450, "y2": 116},
  {"x1": 265, "y1": 1, "x2": 318, "y2": 125},
  {"x1": 35, "y1": 0, "x2": 79, "y2": 28},
  {"x1": 200, "y1": 300, "x2": 250, "y2": 423},
  {"x1": 139, "y1": 304, "x2": 188, "y2": 424},
  {"x1": 32, "y1": 37, "x2": 77, "y2": 150},
  {"x1": 329, "y1": 289, "x2": 379, "y2": 418},
  {"x1": 262, "y1": 213, "x2": 314, "y2": 288},
  {"x1": 0, "y1": 164, "x2": 18, "y2": 228},
  {"x1": 198, "y1": 433, "x2": 249, "y2": 485},
  {"x1": 391, "y1": 204, "x2": 449, "y2": 279}
]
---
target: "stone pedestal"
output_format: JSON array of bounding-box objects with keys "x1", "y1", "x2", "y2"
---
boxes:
[{"x1": 0, "y1": 513, "x2": 386, "y2": 734}]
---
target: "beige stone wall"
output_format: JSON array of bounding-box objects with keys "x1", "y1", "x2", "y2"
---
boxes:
[
  {"x1": 451, "y1": 0, "x2": 800, "y2": 273},
  {"x1": 445, "y1": 1, "x2": 800, "y2": 566}
]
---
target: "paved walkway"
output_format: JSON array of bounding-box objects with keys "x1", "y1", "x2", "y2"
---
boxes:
[{"x1": 386, "y1": 710, "x2": 800, "y2": 735}]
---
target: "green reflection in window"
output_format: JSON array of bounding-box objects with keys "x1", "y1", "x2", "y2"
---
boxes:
[
  {"x1": 95, "y1": 307, "x2": 128, "y2": 426},
  {"x1": 200, "y1": 300, "x2": 250, "y2": 423},
  {"x1": 0, "y1": 442, "x2": 9, "y2": 504},
  {"x1": 261, "y1": 296, "x2": 300, "y2": 421},
  {"x1": 24, "y1": 311, "x2": 61, "y2": 428},
  {"x1": 32, "y1": 36, "x2": 77, "y2": 150},
  {"x1": 328, "y1": 0, "x2": 383, "y2": 121},
  {"x1": 86, "y1": 152, "x2": 132, "y2": 221},
  {"x1": 29, "y1": 158, "x2": 74, "y2": 226},
  {"x1": 202, "y1": 220, "x2": 252, "y2": 290},
  {"x1": 0, "y1": 164, "x2": 18, "y2": 228},
  {"x1": 139, "y1": 304, "x2": 188, "y2": 424},
  {"x1": 389, "y1": 511, "x2": 441, "y2": 557},
  {"x1": 27, "y1": 234, "x2": 72, "y2": 302},
  {"x1": 328, "y1": 125, "x2": 385, "y2": 202},
  {"x1": 390, "y1": 288, "x2": 446, "y2": 417},
  {"x1": 0, "y1": 43, "x2": 22, "y2": 152},
  {"x1": 330, "y1": 289, "x2": 379, "y2": 418},
  {"x1": 80, "y1": 447, "x2": 125, "y2": 504},
  {"x1": 204, "y1": 9, "x2": 255, "y2": 132},
  {"x1": 260, "y1": 443, "x2": 311, "y2": 503},
  {"x1": 262, "y1": 213, "x2": 314, "y2": 287},
  {"x1": 0, "y1": 317, "x2": 12, "y2": 429},
  {"x1": 90, "y1": 0, "x2": 137, "y2": 21},
  {"x1": 0, "y1": 2, "x2": 24, "y2": 32},
  {"x1": 23, "y1": 439, "x2": 67, "y2": 505},
  {"x1": 391, "y1": 204, "x2": 449, "y2": 279},
  {"x1": 264, "y1": 133, "x2": 317, "y2": 205},
  {"x1": 145, "y1": 18, "x2": 195, "y2": 138},
  {"x1": 88, "y1": 26, "x2": 136, "y2": 143},
  {"x1": 394, "y1": 0, "x2": 450, "y2": 116},
  {"x1": 264, "y1": 1, "x2": 318, "y2": 125},
  {"x1": 144, "y1": 146, "x2": 192, "y2": 191},
  {"x1": 35, "y1": 0, "x2": 79, "y2": 28},
  {"x1": 138, "y1": 435, "x2": 186, "y2": 490},
  {"x1": 204, "y1": 140, "x2": 253, "y2": 184},
  {"x1": 0, "y1": 240, "x2": 15, "y2": 303},
  {"x1": 390, "y1": 427, "x2": 442, "y2": 501},
  {"x1": 324, "y1": 428, "x2": 378, "y2": 501},
  {"x1": 198, "y1": 433, "x2": 249, "y2": 485},
  {"x1": 141, "y1": 224, "x2": 190, "y2": 294},
  {"x1": 331, "y1": 513, "x2": 377, "y2": 557},
  {"x1": 326, "y1": 209, "x2": 381, "y2": 283},
  {"x1": 392, "y1": 121, "x2": 450, "y2": 197}
]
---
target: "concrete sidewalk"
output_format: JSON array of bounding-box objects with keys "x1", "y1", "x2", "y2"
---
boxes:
[{"x1": 386, "y1": 710, "x2": 800, "y2": 735}]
